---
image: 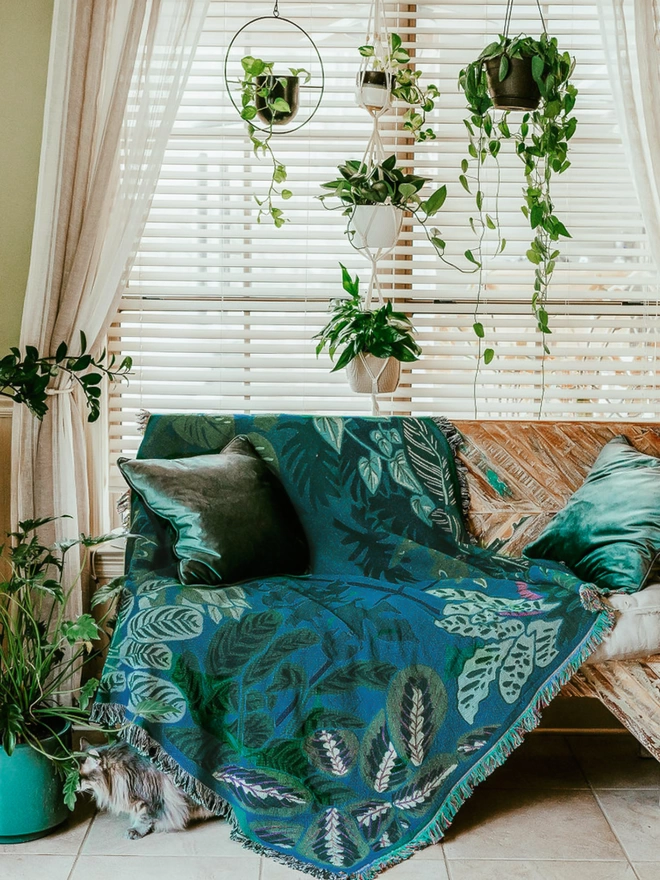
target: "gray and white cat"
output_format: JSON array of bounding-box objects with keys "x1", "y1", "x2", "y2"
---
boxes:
[{"x1": 78, "y1": 739, "x2": 215, "y2": 838}]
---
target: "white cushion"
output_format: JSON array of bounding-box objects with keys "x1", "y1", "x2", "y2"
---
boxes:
[{"x1": 586, "y1": 582, "x2": 660, "y2": 663}]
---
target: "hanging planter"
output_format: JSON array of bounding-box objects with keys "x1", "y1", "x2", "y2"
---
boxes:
[
  {"x1": 484, "y1": 54, "x2": 541, "y2": 111},
  {"x1": 223, "y1": 3, "x2": 325, "y2": 226},
  {"x1": 346, "y1": 353, "x2": 401, "y2": 394},
  {"x1": 355, "y1": 70, "x2": 391, "y2": 111},
  {"x1": 314, "y1": 264, "x2": 420, "y2": 397},
  {"x1": 255, "y1": 74, "x2": 301, "y2": 125},
  {"x1": 457, "y1": 0, "x2": 577, "y2": 414},
  {"x1": 351, "y1": 204, "x2": 404, "y2": 250}
]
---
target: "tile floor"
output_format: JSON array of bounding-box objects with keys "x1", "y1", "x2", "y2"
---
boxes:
[{"x1": 3, "y1": 733, "x2": 659, "y2": 880}]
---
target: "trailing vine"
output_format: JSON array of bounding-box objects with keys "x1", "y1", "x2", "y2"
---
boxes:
[
  {"x1": 358, "y1": 33, "x2": 441, "y2": 143},
  {"x1": 239, "y1": 55, "x2": 310, "y2": 227},
  {"x1": 458, "y1": 33, "x2": 577, "y2": 381}
]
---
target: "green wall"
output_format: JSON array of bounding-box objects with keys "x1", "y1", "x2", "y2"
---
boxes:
[{"x1": 0, "y1": 0, "x2": 54, "y2": 354}]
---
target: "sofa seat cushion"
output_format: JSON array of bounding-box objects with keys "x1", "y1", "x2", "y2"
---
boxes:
[{"x1": 587, "y1": 582, "x2": 660, "y2": 663}]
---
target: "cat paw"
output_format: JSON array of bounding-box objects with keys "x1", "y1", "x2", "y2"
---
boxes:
[{"x1": 126, "y1": 828, "x2": 146, "y2": 840}]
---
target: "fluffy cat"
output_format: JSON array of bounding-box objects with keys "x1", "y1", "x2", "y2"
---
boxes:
[{"x1": 78, "y1": 739, "x2": 215, "y2": 838}]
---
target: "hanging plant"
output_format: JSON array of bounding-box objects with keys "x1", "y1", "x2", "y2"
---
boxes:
[
  {"x1": 458, "y1": 31, "x2": 577, "y2": 363},
  {"x1": 319, "y1": 155, "x2": 456, "y2": 265},
  {"x1": 315, "y1": 264, "x2": 420, "y2": 393},
  {"x1": 357, "y1": 34, "x2": 440, "y2": 142},
  {"x1": 239, "y1": 56, "x2": 310, "y2": 227}
]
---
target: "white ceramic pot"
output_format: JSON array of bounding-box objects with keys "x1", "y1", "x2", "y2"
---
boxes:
[
  {"x1": 351, "y1": 205, "x2": 404, "y2": 250},
  {"x1": 346, "y1": 353, "x2": 401, "y2": 394},
  {"x1": 355, "y1": 72, "x2": 391, "y2": 110}
]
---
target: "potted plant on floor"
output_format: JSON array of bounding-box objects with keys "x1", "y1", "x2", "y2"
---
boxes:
[
  {"x1": 314, "y1": 264, "x2": 421, "y2": 394},
  {"x1": 0, "y1": 518, "x2": 125, "y2": 842},
  {"x1": 458, "y1": 31, "x2": 577, "y2": 377},
  {"x1": 357, "y1": 33, "x2": 440, "y2": 142},
  {"x1": 0, "y1": 334, "x2": 131, "y2": 840},
  {"x1": 319, "y1": 154, "x2": 449, "y2": 256},
  {"x1": 238, "y1": 55, "x2": 310, "y2": 227}
]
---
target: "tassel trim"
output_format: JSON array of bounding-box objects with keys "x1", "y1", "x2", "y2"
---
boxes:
[
  {"x1": 431, "y1": 415, "x2": 471, "y2": 516},
  {"x1": 116, "y1": 490, "x2": 132, "y2": 529},
  {"x1": 89, "y1": 598, "x2": 613, "y2": 880},
  {"x1": 136, "y1": 409, "x2": 152, "y2": 435}
]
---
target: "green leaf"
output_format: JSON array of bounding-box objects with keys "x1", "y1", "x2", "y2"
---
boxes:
[
  {"x1": 421, "y1": 185, "x2": 447, "y2": 217},
  {"x1": 243, "y1": 629, "x2": 320, "y2": 686},
  {"x1": 281, "y1": 189, "x2": 293, "y2": 200},
  {"x1": 386, "y1": 665, "x2": 447, "y2": 766},
  {"x1": 305, "y1": 729, "x2": 359, "y2": 777},
  {"x1": 464, "y1": 249, "x2": 480, "y2": 266},
  {"x1": 473, "y1": 322, "x2": 484, "y2": 339},
  {"x1": 313, "y1": 660, "x2": 397, "y2": 694},
  {"x1": 206, "y1": 611, "x2": 283, "y2": 675},
  {"x1": 127, "y1": 606, "x2": 204, "y2": 644},
  {"x1": 498, "y1": 54, "x2": 509, "y2": 82},
  {"x1": 128, "y1": 673, "x2": 187, "y2": 722},
  {"x1": 484, "y1": 348, "x2": 495, "y2": 365}
]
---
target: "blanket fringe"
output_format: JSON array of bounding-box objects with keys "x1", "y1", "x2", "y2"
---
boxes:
[
  {"x1": 431, "y1": 416, "x2": 471, "y2": 516},
  {"x1": 90, "y1": 599, "x2": 614, "y2": 880}
]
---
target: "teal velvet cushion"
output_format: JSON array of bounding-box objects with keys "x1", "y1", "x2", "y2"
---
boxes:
[
  {"x1": 118, "y1": 435, "x2": 309, "y2": 586},
  {"x1": 524, "y1": 436, "x2": 660, "y2": 593}
]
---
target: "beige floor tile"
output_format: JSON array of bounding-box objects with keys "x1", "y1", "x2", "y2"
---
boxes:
[
  {"x1": 569, "y1": 735, "x2": 660, "y2": 790},
  {"x1": 0, "y1": 854, "x2": 75, "y2": 880},
  {"x1": 82, "y1": 809, "x2": 257, "y2": 858},
  {"x1": 447, "y1": 861, "x2": 637, "y2": 880},
  {"x1": 633, "y1": 863, "x2": 660, "y2": 880},
  {"x1": 0, "y1": 799, "x2": 94, "y2": 855},
  {"x1": 595, "y1": 790, "x2": 660, "y2": 861},
  {"x1": 442, "y1": 788, "x2": 626, "y2": 861},
  {"x1": 70, "y1": 854, "x2": 261, "y2": 880},
  {"x1": 483, "y1": 735, "x2": 589, "y2": 790}
]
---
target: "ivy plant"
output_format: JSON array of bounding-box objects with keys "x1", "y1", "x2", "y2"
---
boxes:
[
  {"x1": 239, "y1": 55, "x2": 309, "y2": 227},
  {"x1": 458, "y1": 33, "x2": 577, "y2": 372},
  {"x1": 0, "y1": 332, "x2": 131, "y2": 421},
  {"x1": 315, "y1": 264, "x2": 421, "y2": 371},
  {"x1": 358, "y1": 33, "x2": 440, "y2": 142}
]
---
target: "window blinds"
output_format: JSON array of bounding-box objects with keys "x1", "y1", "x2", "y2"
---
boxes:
[{"x1": 108, "y1": 0, "x2": 658, "y2": 496}]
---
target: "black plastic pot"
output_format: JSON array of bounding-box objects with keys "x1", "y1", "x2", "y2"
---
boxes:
[
  {"x1": 356, "y1": 70, "x2": 389, "y2": 89},
  {"x1": 255, "y1": 75, "x2": 300, "y2": 126},
  {"x1": 485, "y1": 55, "x2": 541, "y2": 111}
]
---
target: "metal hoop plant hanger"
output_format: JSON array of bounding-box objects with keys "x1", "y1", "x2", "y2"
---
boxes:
[{"x1": 224, "y1": 2, "x2": 325, "y2": 136}]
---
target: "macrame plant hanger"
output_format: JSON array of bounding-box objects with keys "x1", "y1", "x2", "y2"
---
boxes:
[{"x1": 354, "y1": 0, "x2": 402, "y2": 415}]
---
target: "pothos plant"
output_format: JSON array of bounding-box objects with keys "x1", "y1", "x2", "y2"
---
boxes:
[
  {"x1": 0, "y1": 518, "x2": 125, "y2": 807},
  {"x1": 0, "y1": 332, "x2": 132, "y2": 422},
  {"x1": 0, "y1": 518, "x2": 175, "y2": 807},
  {"x1": 239, "y1": 55, "x2": 309, "y2": 227},
  {"x1": 458, "y1": 33, "x2": 577, "y2": 372},
  {"x1": 319, "y1": 154, "x2": 464, "y2": 269},
  {"x1": 358, "y1": 33, "x2": 440, "y2": 142},
  {"x1": 315, "y1": 264, "x2": 421, "y2": 371}
]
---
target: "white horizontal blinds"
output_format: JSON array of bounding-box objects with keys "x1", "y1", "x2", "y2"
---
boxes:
[{"x1": 109, "y1": 0, "x2": 656, "y2": 495}]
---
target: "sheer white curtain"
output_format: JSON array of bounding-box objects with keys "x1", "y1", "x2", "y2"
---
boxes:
[
  {"x1": 599, "y1": 0, "x2": 660, "y2": 273},
  {"x1": 12, "y1": 0, "x2": 209, "y2": 614}
]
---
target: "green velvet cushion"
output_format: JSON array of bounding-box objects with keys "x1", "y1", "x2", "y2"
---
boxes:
[
  {"x1": 118, "y1": 436, "x2": 309, "y2": 586},
  {"x1": 524, "y1": 436, "x2": 660, "y2": 593}
]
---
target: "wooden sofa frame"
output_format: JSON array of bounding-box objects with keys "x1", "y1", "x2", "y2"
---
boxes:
[{"x1": 456, "y1": 420, "x2": 660, "y2": 760}]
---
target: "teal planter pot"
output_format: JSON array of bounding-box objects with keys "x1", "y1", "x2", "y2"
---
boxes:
[{"x1": 0, "y1": 728, "x2": 69, "y2": 843}]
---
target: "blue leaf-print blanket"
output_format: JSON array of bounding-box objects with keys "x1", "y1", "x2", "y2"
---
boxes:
[{"x1": 92, "y1": 414, "x2": 613, "y2": 879}]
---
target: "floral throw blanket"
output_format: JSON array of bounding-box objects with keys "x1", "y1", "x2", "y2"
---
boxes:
[{"x1": 92, "y1": 414, "x2": 612, "y2": 879}]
